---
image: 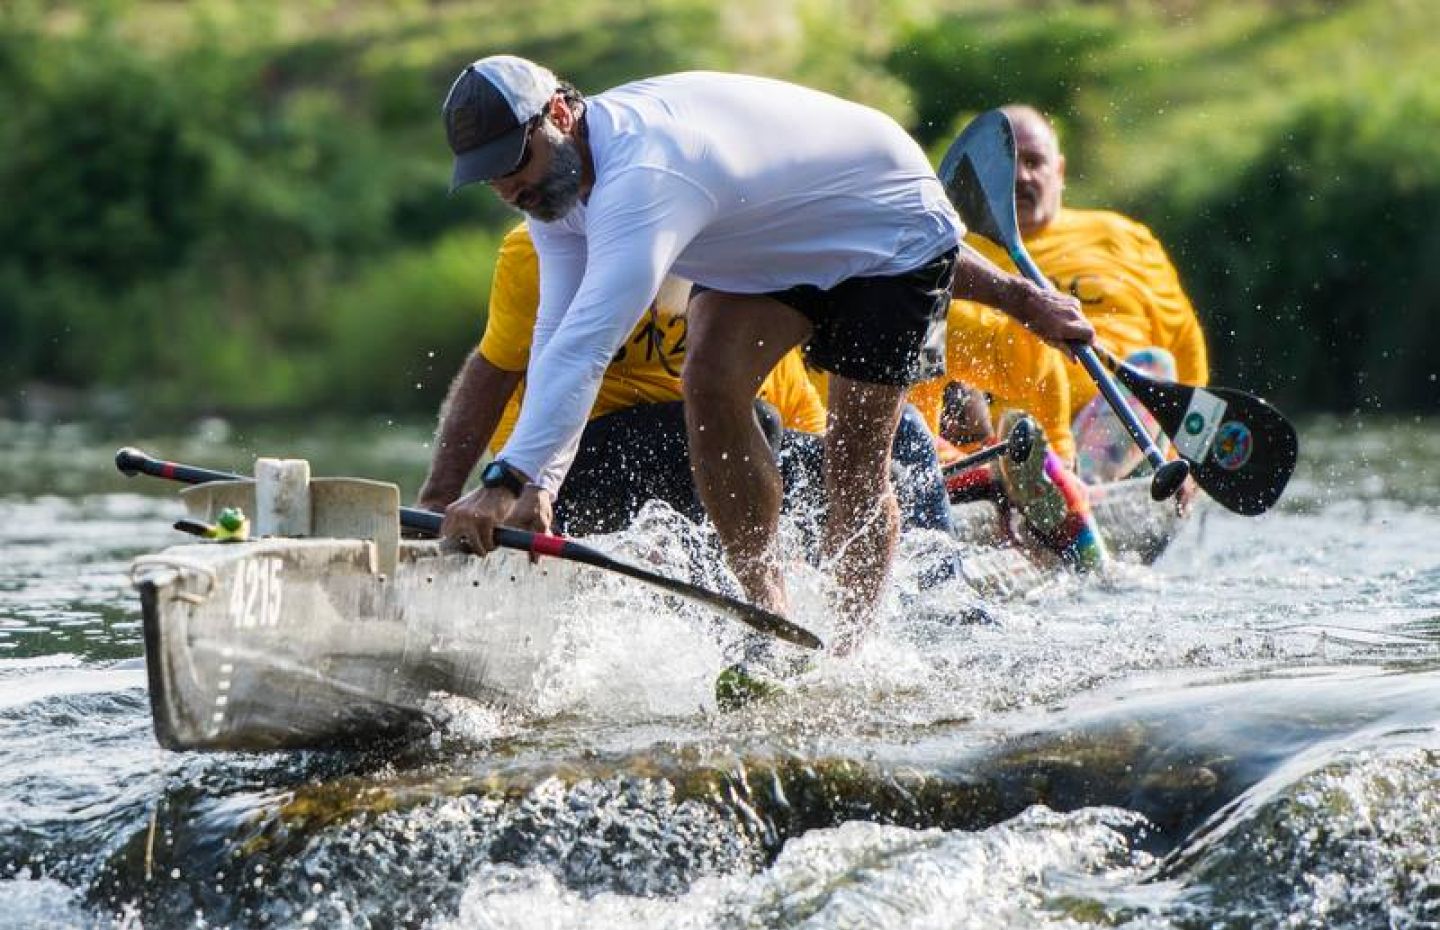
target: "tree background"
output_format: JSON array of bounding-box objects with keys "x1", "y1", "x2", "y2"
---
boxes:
[{"x1": 2, "y1": 0, "x2": 1435, "y2": 422}]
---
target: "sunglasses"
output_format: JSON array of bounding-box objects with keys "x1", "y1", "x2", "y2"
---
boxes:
[{"x1": 497, "y1": 115, "x2": 544, "y2": 181}]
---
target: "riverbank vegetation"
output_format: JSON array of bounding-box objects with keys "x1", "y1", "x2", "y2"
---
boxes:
[{"x1": 2, "y1": 0, "x2": 1435, "y2": 420}]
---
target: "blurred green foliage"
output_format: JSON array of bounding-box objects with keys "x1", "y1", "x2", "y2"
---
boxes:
[
  {"x1": 0, "y1": 0, "x2": 1435, "y2": 419},
  {"x1": 888, "y1": 6, "x2": 1122, "y2": 148},
  {"x1": 1161, "y1": 83, "x2": 1440, "y2": 411}
]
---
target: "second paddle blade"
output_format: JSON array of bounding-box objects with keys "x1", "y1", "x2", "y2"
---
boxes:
[{"x1": 1107, "y1": 362, "x2": 1298, "y2": 516}]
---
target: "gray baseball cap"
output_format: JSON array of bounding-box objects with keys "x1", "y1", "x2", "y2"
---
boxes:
[{"x1": 442, "y1": 55, "x2": 558, "y2": 191}]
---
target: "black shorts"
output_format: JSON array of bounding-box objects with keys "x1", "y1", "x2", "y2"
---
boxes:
[
  {"x1": 693, "y1": 247, "x2": 957, "y2": 387},
  {"x1": 554, "y1": 399, "x2": 783, "y2": 536}
]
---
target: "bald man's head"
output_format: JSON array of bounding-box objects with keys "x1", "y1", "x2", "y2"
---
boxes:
[{"x1": 1002, "y1": 105, "x2": 1065, "y2": 236}]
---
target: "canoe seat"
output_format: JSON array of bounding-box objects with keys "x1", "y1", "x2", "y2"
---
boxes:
[{"x1": 180, "y1": 458, "x2": 400, "y2": 575}]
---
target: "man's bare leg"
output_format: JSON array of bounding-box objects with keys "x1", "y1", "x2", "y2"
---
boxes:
[
  {"x1": 683, "y1": 292, "x2": 812, "y2": 613},
  {"x1": 823, "y1": 374, "x2": 907, "y2": 650}
]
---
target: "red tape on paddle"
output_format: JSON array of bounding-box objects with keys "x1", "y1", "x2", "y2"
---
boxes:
[{"x1": 530, "y1": 534, "x2": 568, "y2": 558}]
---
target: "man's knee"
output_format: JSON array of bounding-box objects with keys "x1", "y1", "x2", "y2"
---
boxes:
[{"x1": 893, "y1": 404, "x2": 933, "y2": 463}]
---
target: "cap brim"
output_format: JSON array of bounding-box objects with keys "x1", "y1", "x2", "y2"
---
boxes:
[{"x1": 449, "y1": 125, "x2": 528, "y2": 192}]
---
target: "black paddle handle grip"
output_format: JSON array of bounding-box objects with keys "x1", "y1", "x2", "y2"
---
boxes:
[
  {"x1": 116, "y1": 447, "x2": 238, "y2": 485},
  {"x1": 939, "y1": 416, "x2": 1036, "y2": 476}
]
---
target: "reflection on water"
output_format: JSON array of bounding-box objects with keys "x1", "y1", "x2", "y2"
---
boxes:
[{"x1": 1, "y1": 416, "x2": 1439, "y2": 929}]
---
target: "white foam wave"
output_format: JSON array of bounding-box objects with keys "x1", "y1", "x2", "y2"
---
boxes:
[{"x1": 432, "y1": 806, "x2": 1154, "y2": 930}]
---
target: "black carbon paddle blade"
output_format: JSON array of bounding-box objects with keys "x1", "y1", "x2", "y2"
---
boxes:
[
  {"x1": 1104, "y1": 361, "x2": 1299, "y2": 516},
  {"x1": 937, "y1": 109, "x2": 1020, "y2": 249}
]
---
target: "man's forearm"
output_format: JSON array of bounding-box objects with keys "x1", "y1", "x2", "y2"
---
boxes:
[
  {"x1": 951, "y1": 243, "x2": 1034, "y2": 322},
  {"x1": 949, "y1": 243, "x2": 1093, "y2": 348},
  {"x1": 417, "y1": 352, "x2": 523, "y2": 508}
]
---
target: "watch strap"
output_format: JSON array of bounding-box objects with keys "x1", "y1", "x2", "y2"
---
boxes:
[{"x1": 481, "y1": 459, "x2": 527, "y2": 496}]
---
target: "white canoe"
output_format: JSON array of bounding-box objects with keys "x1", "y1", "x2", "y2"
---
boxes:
[{"x1": 130, "y1": 475, "x2": 1187, "y2": 752}]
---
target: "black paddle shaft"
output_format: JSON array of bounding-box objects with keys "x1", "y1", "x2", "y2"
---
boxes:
[{"x1": 114, "y1": 447, "x2": 824, "y2": 649}]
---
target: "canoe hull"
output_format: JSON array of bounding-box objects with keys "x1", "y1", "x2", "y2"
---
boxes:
[
  {"x1": 134, "y1": 539, "x2": 582, "y2": 751},
  {"x1": 134, "y1": 479, "x2": 1187, "y2": 751}
]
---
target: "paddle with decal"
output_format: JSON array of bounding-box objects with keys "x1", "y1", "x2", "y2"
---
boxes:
[
  {"x1": 114, "y1": 447, "x2": 824, "y2": 650},
  {"x1": 1088, "y1": 346, "x2": 1297, "y2": 515},
  {"x1": 939, "y1": 109, "x2": 1189, "y2": 504},
  {"x1": 938, "y1": 109, "x2": 1297, "y2": 515}
]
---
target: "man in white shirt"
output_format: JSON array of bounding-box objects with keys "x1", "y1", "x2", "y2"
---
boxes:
[{"x1": 438, "y1": 56, "x2": 1092, "y2": 646}]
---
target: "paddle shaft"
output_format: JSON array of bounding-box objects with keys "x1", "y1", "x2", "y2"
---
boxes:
[
  {"x1": 1008, "y1": 248, "x2": 1167, "y2": 473},
  {"x1": 939, "y1": 415, "x2": 1036, "y2": 477},
  {"x1": 940, "y1": 441, "x2": 1009, "y2": 477},
  {"x1": 114, "y1": 447, "x2": 824, "y2": 650}
]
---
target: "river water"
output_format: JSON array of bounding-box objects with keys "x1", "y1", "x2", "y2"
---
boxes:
[{"x1": 1, "y1": 415, "x2": 1437, "y2": 929}]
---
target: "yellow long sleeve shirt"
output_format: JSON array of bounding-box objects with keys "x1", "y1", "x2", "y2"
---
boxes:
[{"x1": 966, "y1": 208, "x2": 1208, "y2": 418}]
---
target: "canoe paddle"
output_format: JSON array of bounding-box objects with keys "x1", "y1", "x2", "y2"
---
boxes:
[
  {"x1": 1086, "y1": 345, "x2": 1297, "y2": 515},
  {"x1": 940, "y1": 415, "x2": 1036, "y2": 477},
  {"x1": 938, "y1": 109, "x2": 1298, "y2": 515},
  {"x1": 114, "y1": 447, "x2": 823, "y2": 650},
  {"x1": 939, "y1": 110, "x2": 1189, "y2": 504}
]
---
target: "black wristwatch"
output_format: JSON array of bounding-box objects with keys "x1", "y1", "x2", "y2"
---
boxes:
[{"x1": 480, "y1": 459, "x2": 527, "y2": 496}]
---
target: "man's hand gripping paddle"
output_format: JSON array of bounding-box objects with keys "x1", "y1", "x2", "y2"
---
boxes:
[{"x1": 938, "y1": 110, "x2": 1297, "y2": 515}]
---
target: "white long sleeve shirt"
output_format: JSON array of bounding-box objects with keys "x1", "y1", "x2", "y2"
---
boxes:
[{"x1": 497, "y1": 71, "x2": 964, "y2": 492}]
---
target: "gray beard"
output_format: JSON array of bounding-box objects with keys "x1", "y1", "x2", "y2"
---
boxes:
[{"x1": 520, "y1": 128, "x2": 584, "y2": 222}]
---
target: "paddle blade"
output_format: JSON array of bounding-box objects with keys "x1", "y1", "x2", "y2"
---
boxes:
[
  {"x1": 1103, "y1": 358, "x2": 1299, "y2": 515},
  {"x1": 937, "y1": 109, "x2": 1020, "y2": 251},
  {"x1": 939, "y1": 110, "x2": 1179, "y2": 494}
]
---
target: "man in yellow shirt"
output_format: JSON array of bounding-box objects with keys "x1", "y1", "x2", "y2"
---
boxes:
[
  {"x1": 908, "y1": 298, "x2": 1076, "y2": 464},
  {"x1": 418, "y1": 223, "x2": 826, "y2": 535},
  {"x1": 939, "y1": 104, "x2": 1209, "y2": 480}
]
